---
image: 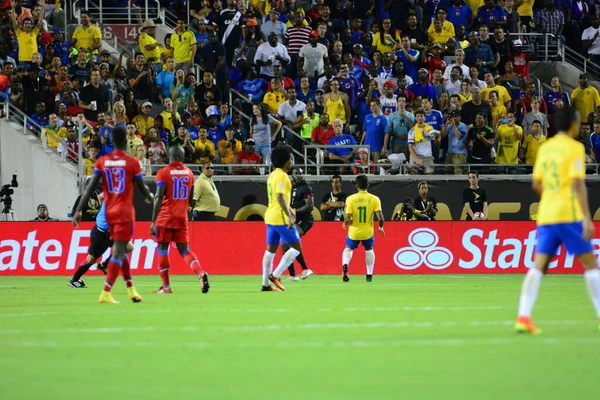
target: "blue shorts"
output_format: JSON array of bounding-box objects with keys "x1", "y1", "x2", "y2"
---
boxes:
[
  {"x1": 537, "y1": 222, "x2": 593, "y2": 257},
  {"x1": 266, "y1": 224, "x2": 301, "y2": 246},
  {"x1": 346, "y1": 236, "x2": 375, "y2": 250}
]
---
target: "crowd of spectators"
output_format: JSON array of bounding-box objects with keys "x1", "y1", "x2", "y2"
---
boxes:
[{"x1": 2, "y1": 0, "x2": 600, "y2": 176}]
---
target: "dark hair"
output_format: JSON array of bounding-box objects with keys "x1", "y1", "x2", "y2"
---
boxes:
[
  {"x1": 532, "y1": 120, "x2": 542, "y2": 126},
  {"x1": 112, "y1": 126, "x2": 127, "y2": 149},
  {"x1": 331, "y1": 174, "x2": 342, "y2": 182},
  {"x1": 418, "y1": 181, "x2": 428, "y2": 189},
  {"x1": 414, "y1": 109, "x2": 425, "y2": 116},
  {"x1": 468, "y1": 170, "x2": 479, "y2": 178},
  {"x1": 356, "y1": 174, "x2": 369, "y2": 190},
  {"x1": 270, "y1": 145, "x2": 292, "y2": 169},
  {"x1": 251, "y1": 103, "x2": 270, "y2": 126},
  {"x1": 556, "y1": 105, "x2": 578, "y2": 132},
  {"x1": 134, "y1": 52, "x2": 144, "y2": 59}
]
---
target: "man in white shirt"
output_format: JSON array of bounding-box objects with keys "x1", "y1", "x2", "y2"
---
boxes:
[
  {"x1": 254, "y1": 32, "x2": 290, "y2": 80},
  {"x1": 444, "y1": 66, "x2": 463, "y2": 95},
  {"x1": 298, "y1": 30, "x2": 329, "y2": 81},
  {"x1": 278, "y1": 86, "x2": 307, "y2": 147},
  {"x1": 583, "y1": 14, "x2": 600, "y2": 65}
]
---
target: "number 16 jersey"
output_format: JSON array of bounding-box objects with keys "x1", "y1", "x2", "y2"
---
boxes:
[
  {"x1": 345, "y1": 191, "x2": 382, "y2": 240},
  {"x1": 155, "y1": 162, "x2": 195, "y2": 229}
]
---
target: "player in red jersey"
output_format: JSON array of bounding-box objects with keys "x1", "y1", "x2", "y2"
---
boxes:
[
  {"x1": 73, "y1": 126, "x2": 154, "y2": 304},
  {"x1": 149, "y1": 146, "x2": 210, "y2": 294}
]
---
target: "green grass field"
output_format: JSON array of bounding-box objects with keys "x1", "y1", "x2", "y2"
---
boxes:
[{"x1": 1, "y1": 275, "x2": 599, "y2": 399}]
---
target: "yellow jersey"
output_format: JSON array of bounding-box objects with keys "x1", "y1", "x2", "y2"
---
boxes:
[
  {"x1": 193, "y1": 139, "x2": 215, "y2": 164},
  {"x1": 428, "y1": 29, "x2": 454, "y2": 45},
  {"x1": 139, "y1": 33, "x2": 161, "y2": 63},
  {"x1": 466, "y1": 0, "x2": 485, "y2": 14},
  {"x1": 491, "y1": 103, "x2": 507, "y2": 128},
  {"x1": 16, "y1": 27, "x2": 40, "y2": 62},
  {"x1": 533, "y1": 134, "x2": 585, "y2": 225},
  {"x1": 571, "y1": 86, "x2": 600, "y2": 122},
  {"x1": 458, "y1": 93, "x2": 472, "y2": 105},
  {"x1": 159, "y1": 110, "x2": 180, "y2": 132},
  {"x1": 345, "y1": 191, "x2": 382, "y2": 240},
  {"x1": 131, "y1": 114, "x2": 154, "y2": 137},
  {"x1": 263, "y1": 91, "x2": 286, "y2": 115},
  {"x1": 427, "y1": 20, "x2": 455, "y2": 38},
  {"x1": 517, "y1": 0, "x2": 534, "y2": 16},
  {"x1": 171, "y1": 30, "x2": 196, "y2": 63},
  {"x1": 495, "y1": 124, "x2": 522, "y2": 165},
  {"x1": 72, "y1": 25, "x2": 102, "y2": 54},
  {"x1": 521, "y1": 133, "x2": 546, "y2": 165},
  {"x1": 482, "y1": 84, "x2": 511, "y2": 107},
  {"x1": 84, "y1": 158, "x2": 95, "y2": 176},
  {"x1": 372, "y1": 32, "x2": 401, "y2": 54},
  {"x1": 265, "y1": 168, "x2": 292, "y2": 226}
]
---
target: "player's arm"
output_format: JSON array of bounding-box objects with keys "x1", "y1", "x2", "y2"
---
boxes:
[
  {"x1": 295, "y1": 195, "x2": 314, "y2": 214},
  {"x1": 574, "y1": 178, "x2": 595, "y2": 240},
  {"x1": 375, "y1": 210, "x2": 385, "y2": 237},
  {"x1": 135, "y1": 178, "x2": 154, "y2": 203},
  {"x1": 72, "y1": 174, "x2": 101, "y2": 227},
  {"x1": 149, "y1": 184, "x2": 166, "y2": 235},
  {"x1": 343, "y1": 212, "x2": 353, "y2": 229}
]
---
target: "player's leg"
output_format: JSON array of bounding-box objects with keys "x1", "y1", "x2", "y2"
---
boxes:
[
  {"x1": 515, "y1": 225, "x2": 559, "y2": 334},
  {"x1": 342, "y1": 237, "x2": 358, "y2": 282},
  {"x1": 262, "y1": 225, "x2": 280, "y2": 291},
  {"x1": 579, "y1": 252, "x2": 600, "y2": 330},
  {"x1": 70, "y1": 254, "x2": 98, "y2": 288},
  {"x1": 283, "y1": 243, "x2": 299, "y2": 281},
  {"x1": 98, "y1": 241, "x2": 133, "y2": 273},
  {"x1": 69, "y1": 227, "x2": 106, "y2": 288},
  {"x1": 175, "y1": 241, "x2": 210, "y2": 294},
  {"x1": 270, "y1": 226, "x2": 302, "y2": 290},
  {"x1": 99, "y1": 239, "x2": 129, "y2": 304},
  {"x1": 117, "y1": 238, "x2": 143, "y2": 303},
  {"x1": 154, "y1": 242, "x2": 173, "y2": 294},
  {"x1": 296, "y1": 224, "x2": 314, "y2": 279},
  {"x1": 363, "y1": 237, "x2": 375, "y2": 282}
]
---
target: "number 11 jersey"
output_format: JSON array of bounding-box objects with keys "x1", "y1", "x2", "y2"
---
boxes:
[
  {"x1": 155, "y1": 162, "x2": 195, "y2": 229},
  {"x1": 345, "y1": 191, "x2": 382, "y2": 241}
]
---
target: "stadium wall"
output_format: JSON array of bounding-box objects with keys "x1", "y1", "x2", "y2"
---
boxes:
[
  {"x1": 0, "y1": 222, "x2": 596, "y2": 276},
  {"x1": 0, "y1": 119, "x2": 79, "y2": 221}
]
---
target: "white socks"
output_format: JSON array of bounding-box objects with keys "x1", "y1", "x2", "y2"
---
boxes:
[
  {"x1": 584, "y1": 269, "x2": 600, "y2": 318},
  {"x1": 517, "y1": 268, "x2": 543, "y2": 317},
  {"x1": 262, "y1": 251, "x2": 275, "y2": 286},
  {"x1": 273, "y1": 248, "x2": 300, "y2": 278},
  {"x1": 342, "y1": 248, "x2": 353, "y2": 265},
  {"x1": 366, "y1": 250, "x2": 375, "y2": 275}
]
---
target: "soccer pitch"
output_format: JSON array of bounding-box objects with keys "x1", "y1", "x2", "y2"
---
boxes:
[{"x1": 1, "y1": 275, "x2": 598, "y2": 399}]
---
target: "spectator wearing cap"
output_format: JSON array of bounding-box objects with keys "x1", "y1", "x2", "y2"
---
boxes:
[
  {"x1": 131, "y1": 102, "x2": 156, "y2": 138},
  {"x1": 10, "y1": 0, "x2": 45, "y2": 66},
  {"x1": 139, "y1": 19, "x2": 162, "y2": 70},
  {"x1": 298, "y1": 30, "x2": 328, "y2": 81},
  {"x1": 353, "y1": 148, "x2": 376, "y2": 174},
  {"x1": 234, "y1": 138, "x2": 262, "y2": 175},
  {"x1": 205, "y1": 105, "x2": 226, "y2": 147},
  {"x1": 442, "y1": 110, "x2": 468, "y2": 174},
  {"x1": 571, "y1": 73, "x2": 600, "y2": 126},
  {"x1": 193, "y1": 125, "x2": 215, "y2": 164},
  {"x1": 379, "y1": 81, "x2": 398, "y2": 116},
  {"x1": 464, "y1": 32, "x2": 496, "y2": 79},
  {"x1": 284, "y1": 11, "x2": 313, "y2": 78},
  {"x1": 255, "y1": 31, "x2": 290, "y2": 80},
  {"x1": 172, "y1": 18, "x2": 197, "y2": 72},
  {"x1": 242, "y1": 19, "x2": 265, "y2": 66},
  {"x1": 31, "y1": 204, "x2": 58, "y2": 222},
  {"x1": 70, "y1": 10, "x2": 102, "y2": 57},
  {"x1": 51, "y1": 29, "x2": 70, "y2": 66},
  {"x1": 261, "y1": 8, "x2": 287, "y2": 43},
  {"x1": 422, "y1": 43, "x2": 447, "y2": 82},
  {"x1": 360, "y1": 98, "x2": 389, "y2": 162},
  {"x1": 508, "y1": 39, "x2": 532, "y2": 82},
  {"x1": 443, "y1": 49, "x2": 469, "y2": 81},
  {"x1": 218, "y1": 125, "x2": 243, "y2": 164},
  {"x1": 408, "y1": 68, "x2": 439, "y2": 105}
]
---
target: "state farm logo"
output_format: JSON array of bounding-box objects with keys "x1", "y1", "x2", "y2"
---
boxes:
[{"x1": 394, "y1": 228, "x2": 453, "y2": 270}]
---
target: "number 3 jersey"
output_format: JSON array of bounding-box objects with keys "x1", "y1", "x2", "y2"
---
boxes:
[
  {"x1": 93, "y1": 150, "x2": 143, "y2": 224},
  {"x1": 155, "y1": 162, "x2": 195, "y2": 229},
  {"x1": 533, "y1": 134, "x2": 585, "y2": 225},
  {"x1": 345, "y1": 191, "x2": 382, "y2": 241}
]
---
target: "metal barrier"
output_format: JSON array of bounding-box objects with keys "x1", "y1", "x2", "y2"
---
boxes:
[
  {"x1": 562, "y1": 45, "x2": 600, "y2": 81},
  {"x1": 507, "y1": 32, "x2": 558, "y2": 61},
  {"x1": 72, "y1": 0, "x2": 164, "y2": 25}
]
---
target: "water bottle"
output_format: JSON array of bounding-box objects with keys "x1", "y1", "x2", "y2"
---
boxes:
[{"x1": 67, "y1": 206, "x2": 72, "y2": 220}]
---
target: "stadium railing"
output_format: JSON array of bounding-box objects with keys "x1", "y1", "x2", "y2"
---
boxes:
[
  {"x1": 562, "y1": 45, "x2": 600, "y2": 81},
  {"x1": 71, "y1": 0, "x2": 164, "y2": 25},
  {"x1": 507, "y1": 32, "x2": 559, "y2": 61}
]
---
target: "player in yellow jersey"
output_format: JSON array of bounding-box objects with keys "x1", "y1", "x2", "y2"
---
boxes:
[
  {"x1": 261, "y1": 146, "x2": 301, "y2": 292},
  {"x1": 515, "y1": 105, "x2": 600, "y2": 334},
  {"x1": 342, "y1": 175, "x2": 385, "y2": 283}
]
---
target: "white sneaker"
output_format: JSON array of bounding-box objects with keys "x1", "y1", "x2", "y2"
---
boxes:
[
  {"x1": 301, "y1": 269, "x2": 314, "y2": 280},
  {"x1": 286, "y1": 276, "x2": 300, "y2": 282}
]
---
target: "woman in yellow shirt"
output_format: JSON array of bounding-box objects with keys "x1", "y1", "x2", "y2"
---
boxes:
[
  {"x1": 324, "y1": 78, "x2": 351, "y2": 129},
  {"x1": 372, "y1": 19, "x2": 401, "y2": 54}
]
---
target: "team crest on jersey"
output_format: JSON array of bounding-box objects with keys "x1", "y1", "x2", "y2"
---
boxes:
[{"x1": 88, "y1": 29, "x2": 92, "y2": 33}]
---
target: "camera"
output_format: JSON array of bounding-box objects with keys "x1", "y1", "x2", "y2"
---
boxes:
[{"x1": 0, "y1": 174, "x2": 18, "y2": 213}]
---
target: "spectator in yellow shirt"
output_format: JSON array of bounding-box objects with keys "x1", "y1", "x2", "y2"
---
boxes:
[
  {"x1": 571, "y1": 73, "x2": 600, "y2": 124},
  {"x1": 139, "y1": 19, "x2": 162, "y2": 70},
  {"x1": 495, "y1": 113, "x2": 523, "y2": 165},
  {"x1": 489, "y1": 91, "x2": 508, "y2": 128},
  {"x1": 44, "y1": 114, "x2": 63, "y2": 150},
  {"x1": 428, "y1": 19, "x2": 454, "y2": 45},
  {"x1": 132, "y1": 102, "x2": 155, "y2": 137},
  {"x1": 519, "y1": 120, "x2": 546, "y2": 165},
  {"x1": 70, "y1": 10, "x2": 102, "y2": 56},
  {"x1": 171, "y1": 18, "x2": 197, "y2": 71},
  {"x1": 193, "y1": 126, "x2": 216, "y2": 164},
  {"x1": 428, "y1": 8, "x2": 456, "y2": 38},
  {"x1": 372, "y1": 19, "x2": 401, "y2": 53},
  {"x1": 481, "y1": 72, "x2": 511, "y2": 110},
  {"x1": 159, "y1": 97, "x2": 180, "y2": 132},
  {"x1": 263, "y1": 77, "x2": 287, "y2": 114},
  {"x1": 218, "y1": 126, "x2": 243, "y2": 164},
  {"x1": 11, "y1": 0, "x2": 44, "y2": 64},
  {"x1": 84, "y1": 146, "x2": 99, "y2": 176}
]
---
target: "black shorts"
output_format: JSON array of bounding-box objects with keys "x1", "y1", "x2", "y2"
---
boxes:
[
  {"x1": 296, "y1": 219, "x2": 314, "y2": 236},
  {"x1": 89, "y1": 226, "x2": 112, "y2": 258}
]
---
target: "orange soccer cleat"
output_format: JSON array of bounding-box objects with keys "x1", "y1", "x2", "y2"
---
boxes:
[
  {"x1": 268, "y1": 274, "x2": 286, "y2": 291},
  {"x1": 515, "y1": 316, "x2": 541, "y2": 335}
]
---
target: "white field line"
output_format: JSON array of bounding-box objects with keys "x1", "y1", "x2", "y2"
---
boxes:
[
  {"x1": 0, "y1": 319, "x2": 594, "y2": 335},
  {"x1": 1, "y1": 336, "x2": 600, "y2": 349}
]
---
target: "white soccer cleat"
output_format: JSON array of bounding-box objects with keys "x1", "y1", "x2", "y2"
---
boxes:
[
  {"x1": 301, "y1": 269, "x2": 314, "y2": 280},
  {"x1": 286, "y1": 276, "x2": 300, "y2": 282}
]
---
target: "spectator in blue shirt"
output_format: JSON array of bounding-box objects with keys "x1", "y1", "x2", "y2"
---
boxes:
[
  {"x1": 99, "y1": 111, "x2": 125, "y2": 155},
  {"x1": 328, "y1": 118, "x2": 357, "y2": 172},
  {"x1": 591, "y1": 120, "x2": 600, "y2": 163},
  {"x1": 443, "y1": 110, "x2": 469, "y2": 174},
  {"x1": 51, "y1": 29, "x2": 71, "y2": 66},
  {"x1": 477, "y1": 0, "x2": 507, "y2": 27},
  {"x1": 388, "y1": 95, "x2": 415, "y2": 159},
  {"x1": 193, "y1": 19, "x2": 209, "y2": 64},
  {"x1": 296, "y1": 76, "x2": 316, "y2": 104},
  {"x1": 408, "y1": 68, "x2": 439, "y2": 105},
  {"x1": 156, "y1": 56, "x2": 176, "y2": 99},
  {"x1": 361, "y1": 98, "x2": 389, "y2": 161},
  {"x1": 422, "y1": 98, "x2": 444, "y2": 131},
  {"x1": 464, "y1": 32, "x2": 496, "y2": 79},
  {"x1": 396, "y1": 34, "x2": 420, "y2": 82},
  {"x1": 448, "y1": 0, "x2": 473, "y2": 29}
]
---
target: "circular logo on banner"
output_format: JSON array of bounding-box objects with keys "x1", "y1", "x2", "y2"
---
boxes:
[{"x1": 394, "y1": 228, "x2": 453, "y2": 270}]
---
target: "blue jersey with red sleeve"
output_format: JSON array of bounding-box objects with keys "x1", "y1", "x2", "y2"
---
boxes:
[
  {"x1": 155, "y1": 162, "x2": 195, "y2": 229},
  {"x1": 93, "y1": 150, "x2": 143, "y2": 224}
]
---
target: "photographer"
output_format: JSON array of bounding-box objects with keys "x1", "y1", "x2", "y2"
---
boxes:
[
  {"x1": 30, "y1": 204, "x2": 58, "y2": 222},
  {"x1": 217, "y1": 125, "x2": 242, "y2": 164},
  {"x1": 414, "y1": 181, "x2": 438, "y2": 221},
  {"x1": 393, "y1": 198, "x2": 429, "y2": 221}
]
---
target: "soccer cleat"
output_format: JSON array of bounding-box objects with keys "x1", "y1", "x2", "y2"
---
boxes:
[
  {"x1": 152, "y1": 286, "x2": 173, "y2": 294},
  {"x1": 366, "y1": 274, "x2": 373, "y2": 282},
  {"x1": 342, "y1": 264, "x2": 350, "y2": 282},
  {"x1": 515, "y1": 316, "x2": 541, "y2": 335},
  {"x1": 98, "y1": 290, "x2": 119, "y2": 304},
  {"x1": 127, "y1": 287, "x2": 143, "y2": 303},
  {"x1": 301, "y1": 269, "x2": 314, "y2": 280},
  {"x1": 96, "y1": 263, "x2": 107, "y2": 275},
  {"x1": 269, "y1": 274, "x2": 286, "y2": 291},
  {"x1": 286, "y1": 276, "x2": 300, "y2": 282},
  {"x1": 201, "y1": 273, "x2": 210, "y2": 294},
  {"x1": 261, "y1": 285, "x2": 281, "y2": 292},
  {"x1": 68, "y1": 278, "x2": 87, "y2": 288}
]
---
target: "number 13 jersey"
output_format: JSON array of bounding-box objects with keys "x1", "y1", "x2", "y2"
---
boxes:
[
  {"x1": 155, "y1": 162, "x2": 195, "y2": 229},
  {"x1": 345, "y1": 191, "x2": 382, "y2": 240}
]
